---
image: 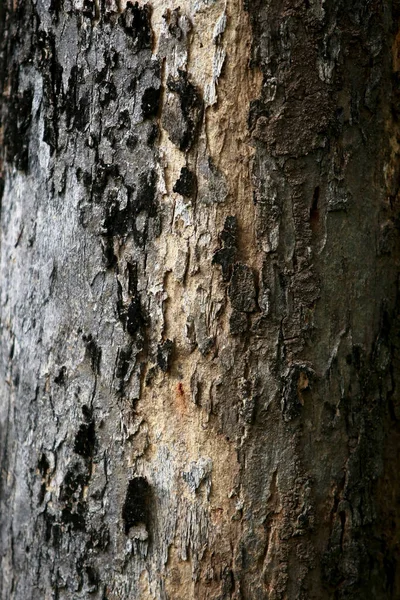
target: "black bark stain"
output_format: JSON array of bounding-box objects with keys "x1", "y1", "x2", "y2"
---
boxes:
[
  {"x1": 228, "y1": 263, "x2": 257, "y2": 313},
  {"x1": 173, "y1": 166, "x2": 197, "y2": 198},
  {"x1": 122, "y1": 477, "x2": 151, "y2": 534},
  {"x1": 212, "y1": 216, "x2": 238, "y2": 282},
  {"x1": 54, "y1": 366, "x2": 67, "y2": 385},
  {"x1": 74, "y1": 420, "x2": 96, "y2": 459},
  {"x1": 60, "y1": 463, "x2": 90, "y2": 531},
  {"x1": 119, "y1": 2, "x2": 152, "y2": 52},
  {"x1": 162, "y1": 69, "x2": 203, "y2": 151},
  {"x1": 141, "y1": 86, "x2": 161, "y2": 119},
  {"x1": 4, "y1": 83, "x2": 33, "y2": 172},
  {"x1": 157, "y1": 339, "x2": 174, "y2": 373},
  {"x1": 83, "y1": 334, "x2": 102, "y2": 375},
  {"x1": 126, "y1": 297, "x2": 145, "y2": 336}
]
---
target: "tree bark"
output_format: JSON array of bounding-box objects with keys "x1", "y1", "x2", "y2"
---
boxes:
[{"x1": 1, "y1": 1, "x2": 399, "y2": 598}]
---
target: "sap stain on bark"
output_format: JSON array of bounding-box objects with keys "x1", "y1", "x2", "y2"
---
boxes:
[
  {"x1": 162, "y1": 69, "x2": 203, "y2": 151},
  {"x1": 122, "y1": 477, "x2": 151, "y2": 534}
]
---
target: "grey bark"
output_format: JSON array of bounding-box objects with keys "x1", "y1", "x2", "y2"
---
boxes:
[{"x1": 0, "y1": 1, "x2": 399, "y2": 599}]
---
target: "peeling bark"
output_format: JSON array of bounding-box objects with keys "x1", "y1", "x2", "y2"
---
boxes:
[{"x1": 0, "y1": 1, "x2": 400, "y2": 599}]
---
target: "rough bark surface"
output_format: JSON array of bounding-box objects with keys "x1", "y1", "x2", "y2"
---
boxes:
[{"x1": 0, "y1": 1, "x2": 399, "y2": 599}]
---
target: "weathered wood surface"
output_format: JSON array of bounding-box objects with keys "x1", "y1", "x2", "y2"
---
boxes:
[{"x1": 0, "y1": 1, "x2": 399, "y2": 598}]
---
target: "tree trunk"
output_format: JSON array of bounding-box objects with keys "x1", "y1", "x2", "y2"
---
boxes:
[{"x1": 1, "y1": 1, "x2": 399, "y2": 598}]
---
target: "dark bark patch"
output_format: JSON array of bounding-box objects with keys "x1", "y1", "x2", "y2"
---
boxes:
[
  {"x1": 229, "y1": 263, "x2": 257, "y2": 312},
  {"x1": 82, "y1": 0, "x2": 97, "y2": 19},
  {"x1": 85, "y1": 565, "x2": 99, "y2": 593},
  {"x1": 61, "y1": 504, "x2": 86, "y2": 531},
  {"x1": 103, "y1": 193, "x2": 130, "y2": 238},
  {"x1": 87, "y1": 524, "x2": 110, "y2": 552},
  {"x1": 282, "y1": 363, "x2": 315, "y2": 422},
  {"x1": 99, "y1": 80, "x2": 117, "y2": 107},
  {"x1": 38, "y1": 453, "x2": 50, "y2": 477},
  {"x1": 0, "y1": 177, "x2": 4, "y2": 207},
  {"x1": 83, "y1": 334, "x2": 102, "y2": 374},
  {"x1": 117, "y1": 108, "x2": 131, "y2": 130},
  {"x1": 220, "y1": 216, "x2": 238, "y2": 247},
  {"x1": 76, "y1": 167, "x2": 92, "y2": 189},
  {"x1": 49, "y1": 0, "x2": 62, "y2": 19},
  {"x1": 54, "y1": 366, "x2": 67, "y2": 385},
  {"x1": 74, "y1": 94, "x2": 91, "y2": 132},
  {"x1": 213, "y1": 248, "x2": 237, "y2": 282},
  {"x1": 37, "y1": 30, "x2": 63, "y2": 151},
  {"x1": 4, "y1": 85, "x2": 34, "y2": 172},
  {"x1": 60, "y1": 464, "x2": 89, "y2": 531},
  {"x1": 127, "y1": 261, "x2": 138, "y2": 296},
  {"x1": 141, "y1": 86, "x2": 161, "y2": 119},
  {"x1": 126, "y1": 133, "x2": 139, "y2": 150},
  {"x1": 135, "y1": 169, "x2": 158, "y2": 217},
  {"x1": 212, "y1": 216, "x2": 238, "y2": 281},
  {"x1": 74, "y1": 420, "x2": 96, "y2": 459},
  {"x1": 122, "y1": 477, "x2": 151, "y2": 533},
  {"x1": 43, "y1": 512, "x2": 62, "y2": 548},
  {"x1": 93, "y1": 162, "x2": 120, "y2": 203},
  {"x1": 119, "y1": 2, "x2": 152, "y2": 52},
  {"x1": 310, "y1": 186, "x2": 320, "y2": 231},
  {"x1": 173, "y1": 167, "x2": 197, "y2": 198},
  {"x1": 65, "y1": 66, "x2": 84, "y2": 131},
  {"x1": 116, "y1": 344, "x2": 133, "y2": 389},
  {"x1": 230, "y1": 310, "x2": 248, "y2": 335},
  {"x1": 157, "y1": 339, "x2": 174, "y2": 372},
  {"x1": 126, "y1": 297, "x2": 145, "y2": 336},
  {"x1": 162, "y1": 69, "x2": 203, "y2": 151},
  {"x1": 147, "y1": 122, "x2": 159, "y2": 145}
]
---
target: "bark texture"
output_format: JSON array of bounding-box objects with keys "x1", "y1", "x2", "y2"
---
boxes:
[{"x1": 0, "y1": 1, "x2": 400, "y2": 599}]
